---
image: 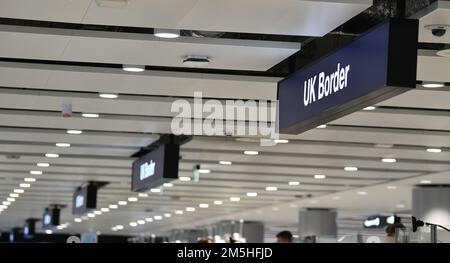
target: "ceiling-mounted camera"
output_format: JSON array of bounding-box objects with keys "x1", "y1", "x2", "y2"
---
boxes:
[{"x1": 425, "y1": 24, "x2": 450, "y2": 37}]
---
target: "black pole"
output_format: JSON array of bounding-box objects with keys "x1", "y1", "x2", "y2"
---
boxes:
[{"x1": 396, "y1": 0, "x2": 406, "y2": 18}]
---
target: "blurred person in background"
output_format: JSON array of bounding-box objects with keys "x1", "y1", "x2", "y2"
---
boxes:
[{"x1": 276, "y1": 231, "x2": 293, "y2": 243}]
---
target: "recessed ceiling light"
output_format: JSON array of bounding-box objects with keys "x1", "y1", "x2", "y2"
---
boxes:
[
  {"x1": 111, "y1": 227, "x2": 117, "y2": 231},
  {"x1": 396, "y1": 204, "x2": 406, "y2": 209},
  {"x1": 363, "y1": 106, "x2": 376, "y2": 111},
  {"x1": 74, "y1": 218, "x2": 82, "y2": 223},
  {"x1": 288, "y1": 181, "x2": 300, "y2": 186},
  {"x1": 87, "y1": 213, "x2": 96, "y2": 218},
  {"x1": 67, "y1": 130, "x2": 83, "y2": 135},
  {"x1": 129, "y1": 222, "x2": 138, "y2": 227},
  {"x1": 182, "y1": 56, "x2": 211, "y2": 67},
  {"x1": 138, "y1": 193, "x2": 148, "y2": 198},
  {"x1": 420, "y1": 180, "x2": 432, "y2": 184},
  {"x1": 344, "y1": 166, "x2": 358, "y2": 172},
  {"x1": 213, "y1": 200, "x2": 223, "y2": 205},
  {"x1": 357, "y1": 191, "x2": 368, "y2": 196},
  {"x1": 198, "y1": 169, "x2": 211, "y2": 174},
  {"x1": 382, "y1": 158, "x2": 397, "y2": 163},
  {"x1": 244, "y1": 150, "x2": 259, "y2": 156},
  {"x1": 94, "y1": 210, "x2": 102, "y2": 215},
  {"x1": 154, "y1": 28, "x2": 180, "y2": 39},
  {"x1": 101, "y1": 208, "x2": 110, "y2": 212},
  {"x1": 164, "y1": 213, "x2": 172, "y2": 218},
  {"x1": 427, "y1": 148, "x2": 442, "y2": 153},
  {"x1": 30, "y1": 171, "x2": 43, "y2": 175},
  {"x1": 437, "y1": 49, "x2": 450, "y2": 58},
  {"x1": 109, "y1": 204, "x2": 118, "y2": 209},
  {"x1": 219, "y1": 161, "x2": 232, "y2": 165},
  {"x1": 163, "y1": 183, "x2": 173, "y2": 188},
  {"x1": 122, "y1": 64, "x2": 145, "y2": 72},
  {"x1": 56, "y1": 143, "x2": 71, "y2": 148},
  {"x1": 175, "y1": 210, "x2": 184, "y2": 215},
  {"x1": 45, "y1": 153, "x2": 59, "y2": 158},
  {"x1": 81, "y1": 216, "x2": 89, "y2": 220},
  {"x1": 7, "y1": 198, "x2": 15, "y2": 202},
  {"x1": 309, "y1": 200, "x2": 318, "y2": 204},
  {"x1": 186, "y1": 207, "x2": 196, "y2": 212},
  {"x1": 314, "y1": 174, "x2": 326, "y2": 180},
  {"x1": 128, "y1": 197, "x2": 138, "y2": 202},
  {"x1": 82, "y1": 113, "x2": 99, "y2": 118},
  {"x1": 99, "y1": 93, "x2": 119, "y2": 99},
  {"x1": 45, "y1": 230, "x2": 53, "y2": 235},
  {"x1": 137, "y1": 220, "x2": 146, "y2": 225},
  {"x1": 20, "y1": 183, "x2": 31, "y2": 188},
  {"x1": 246, "y1": 192, "x2": 258, "y2": 197},
  {"x1": 289, "y1": 203, "x2": 298, "y2": 208},
  {"x1": 274, "y1": 139, "x2": 289, "y2": 144},
  {"x1": 265, "y1": 186, "x2": 278, "y2": 191},
  {"x1": 374, "y1": 144, "x2": 394, "y2": 148},
  {"x1": 24, "y1": 178, "x2": 36, "y2": 182},
  {"x1": 422, "y1": 81, "x2": 445, "y2": 88},
  {"x1": 229, "y1": 197, "x2": 241, "y2": 202},
  {"x1": 9, "y1": 193, "x2": 19, "y2": 198},
  {"x1": 317, "y1": 124, "x2": 327, "y2": 129},
  {"x1": 150, "y1": 188, "x2": 161, "y2": 193},
  {"x1": 116, "y1": 225, "x2": 124, "y2": 230},
  {"x1": 95, "y1": 0, "x2": 130, "y2": 8},
  {"x1": 154, "y1": 215, "x2": 163, "y2": 220},
  {"x1": 2, "y1": 201, "x2": 11, "y2": 206},
  {"x1": 14, "y1": 189, "x2": 24, "y2": 194},
  {"x1": 37, "y1": 163, "x2": 50, "y2": 167},
  {"x1": 179, "y1": 176, "x2": 191, "y2": 181},
  {"x1": 387, "y1": 185, "x2": 397, "y2": 190},
  {"x1": 199, "y1": 204, "x2": 209, "y2": 208},
  {"x1": 332, "y1": 196, "x2": 341, "y2": 200},
  {"x1": 118, "y1": 201, "x2": 127, "y2": 206},
  {"x1": 145, "y1": 218, "x2": 154, "y2": 222}
]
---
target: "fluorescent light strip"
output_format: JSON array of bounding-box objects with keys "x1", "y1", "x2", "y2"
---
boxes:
[{"x1": 67, "y1": 130, "x2": 83, "y2": 135}]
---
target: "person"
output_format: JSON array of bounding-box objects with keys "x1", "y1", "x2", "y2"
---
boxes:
[
  {"x1": 385, "y1": 223, "x2": 405, "y2": 243},
  {"x1": 386, "y1": 223, "x2": 405, "y2": 237},
  {"x1": 276, "y1": 231, "x2": 293, "y2": 243},
  {"x1": 198, "y1": 237, "x2": 213, "y2": 243}
]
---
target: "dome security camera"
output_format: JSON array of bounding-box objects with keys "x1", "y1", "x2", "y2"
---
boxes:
[{"x1": 425, "y1": 24, "x2": 450, "y2": 37}]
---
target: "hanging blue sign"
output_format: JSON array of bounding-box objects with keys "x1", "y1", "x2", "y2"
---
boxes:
[{"x1": 278, "y1": 19, "x2": 418, "y2": 134}]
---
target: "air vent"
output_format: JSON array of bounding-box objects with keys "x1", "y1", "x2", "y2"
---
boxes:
[
  {"x1": 5, "y1": 154, "x2": 20, "y2": 159},
  {"x1": 182, "y1": 56, "x2": 211, "y2": 67}
]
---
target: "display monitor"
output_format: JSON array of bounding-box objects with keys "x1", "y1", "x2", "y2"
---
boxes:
[
  {"x1": 131, "y1": 143, "x2": 180, "y2": 192},
  {"x1": 72, "y1": 184, "x2": 98, "y2": 215}
]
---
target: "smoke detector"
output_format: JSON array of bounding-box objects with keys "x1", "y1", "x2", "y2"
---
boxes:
[
  {"x1": 182, "y1": 56, "x2": 211, "y2": 67},
  {"x1": 95, "y1": 0, "x2": 129, "y2": 8}
]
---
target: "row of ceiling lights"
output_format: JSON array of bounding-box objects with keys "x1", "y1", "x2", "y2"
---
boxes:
[
  {"x1": 61, "y1": 183, "x2": 177, "y2": 233},
  {"x1": 24, "y1": 129, "x2": 86, "y2": 233},
  {"x1": 111, "y1": 167, "x2": 311, "y2": 232},
  {"x1": 0, "y1": 181, "x2": 33, "y2": 215}
]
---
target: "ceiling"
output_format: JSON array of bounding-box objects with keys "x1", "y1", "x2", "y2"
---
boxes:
[
  {"x1": 0, "y1": 0, "x2": 372, "y2": 36},
  {"x1": 0, "y1": 0, "x2": 450, "y2": 239}
]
